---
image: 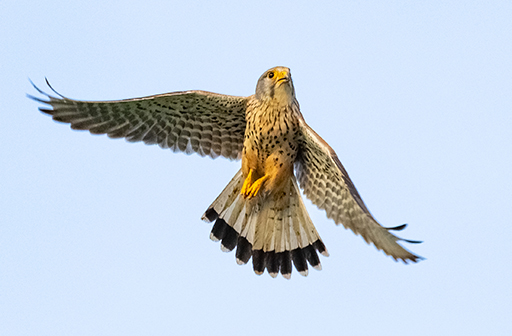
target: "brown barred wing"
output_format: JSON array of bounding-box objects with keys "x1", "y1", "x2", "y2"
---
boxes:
[
  {"x1": 29, "y1": 81, "x2": 248, "y2": 160},
  {"x1": 295, "y1": 121, "x2": 423, "y2": 263}
]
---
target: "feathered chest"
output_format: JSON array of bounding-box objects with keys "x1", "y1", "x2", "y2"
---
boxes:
[{"x1": 244, "y1": 101, "x2": 300, "y2": 160}]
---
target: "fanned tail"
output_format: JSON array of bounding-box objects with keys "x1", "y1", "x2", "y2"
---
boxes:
[{"x1": 202, "y1": 169, "x2": 328, "y2": 279}]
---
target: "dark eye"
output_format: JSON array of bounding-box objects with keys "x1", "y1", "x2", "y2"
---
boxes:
[{"x1": 268, "y1": 72, "x2": 274, "y2": 79}]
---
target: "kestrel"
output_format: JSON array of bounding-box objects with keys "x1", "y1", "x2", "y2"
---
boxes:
[{"x1": 30, "y1": 66, "x2": 422, "y2": 279}]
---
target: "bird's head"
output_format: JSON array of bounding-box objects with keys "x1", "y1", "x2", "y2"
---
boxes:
[{"x1": 255, "y1": 66, "x2": 295, "y2": 105}]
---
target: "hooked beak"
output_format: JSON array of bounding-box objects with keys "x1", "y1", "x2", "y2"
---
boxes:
[{"x1": 275, "y1": 70, "x2": 291, "y2": 84}]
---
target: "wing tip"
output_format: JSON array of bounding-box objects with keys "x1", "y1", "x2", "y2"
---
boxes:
[
  {"x1": 27, "y1": 79, "x2": 52, "y2": 105},
  {"x1": 44, "y1": 77, "x2": 65, "y2": 98},
  {"x1": 386, "y1": 223, "x2": 408, "y2": 231},
  {"x1": 28, "y1": 78, "x2": 68, "y2": 103},
  {"x1": 38, "y1": 108, "x2": 55, "y2": 116},
  {"x1": 28, "y1": 94, "x2": 50, "y2": 105},
  {"x1": 402, "y1": 238, "x2": 423, "y2": 244},
  {"x1": 399, "y1": 254, "x2": 426, "y2": 264},
  {"x1": 28, "y1": 77, "x2": 46, "y2": 95},
  {"x1": 28, "y1": 78, "x2": 68, "y2": 113}
]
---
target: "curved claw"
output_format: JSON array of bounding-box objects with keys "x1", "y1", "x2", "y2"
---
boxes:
[
  {"x1": 240, "y1": 169, "x2": 254, "y2": 197},
  {"x1": 242, "y1": 173, "x2": 269, "y2": 199},
  {"x1": 246, "y1": 176, "x2": 267, "y2": 198}
]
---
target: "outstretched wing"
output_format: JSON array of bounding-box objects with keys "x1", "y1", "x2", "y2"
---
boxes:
[
  {"x1": 29, "y1": 80, "x2": 248, "y2": 160},
  {"x1": 295, "y1": 121, "x2": 422, "y2": 263}
]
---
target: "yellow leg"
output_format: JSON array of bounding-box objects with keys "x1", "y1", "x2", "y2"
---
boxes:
[
  {"x1": 240, "y1": 169, "x2": 254, "y2": 197},
  {"x1": 245, "y1": 175, "x2": 269, "y2": 199}
]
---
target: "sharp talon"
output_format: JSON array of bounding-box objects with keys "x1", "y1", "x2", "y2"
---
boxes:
[
  {"x1": 240, "y1": 169, "x2": 254, "y2": 197},
  {"x1": 240, "y1": 170, "x2": 269, "y2": 199},
  {"x1": 245, "y1": 175, "x2": 268, "y2": 199},
  {"x1": 249, "y1": 184, "x2": 259, "y2": 197}
]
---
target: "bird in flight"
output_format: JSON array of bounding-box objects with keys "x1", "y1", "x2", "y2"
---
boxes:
[{"x1": 29, "y1": 66, "x2": 422, "y2": 279}]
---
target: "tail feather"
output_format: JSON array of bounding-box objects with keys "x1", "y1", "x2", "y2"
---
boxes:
[{"x1": 202, "y1": 169, "x2": 328, "y2": 279}]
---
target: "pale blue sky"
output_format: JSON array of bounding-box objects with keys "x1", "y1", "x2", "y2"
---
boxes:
[{"x1": 2, "y1": 1, "x2": 511, "y2": 335}]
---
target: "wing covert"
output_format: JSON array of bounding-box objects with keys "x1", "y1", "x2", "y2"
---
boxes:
[
  {"x1": 29, "y1": 80, "x2": 248, "y2": 160},
  {"x1": 295, "y1": 121, "x2": 422, "y2": 263}
]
